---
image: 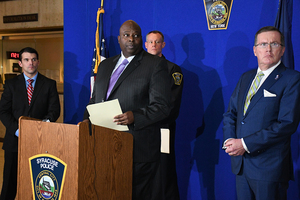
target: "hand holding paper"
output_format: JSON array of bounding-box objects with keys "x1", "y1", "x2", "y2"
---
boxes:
[
  {"x1": 114, "y1": 111, "x2": 134, "y2": 125},
  {"x1": 86, "y1": 99, "x2": 129, "y2": 131}
]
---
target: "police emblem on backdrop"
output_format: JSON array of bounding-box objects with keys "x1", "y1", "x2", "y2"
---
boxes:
[
  {"x1": 29, "y1": 154, "x2": 67, "y2": 200},
  {"x1": 172, "y1": 72, "x2": 183, "y2": 85},
  {"x1": 203, "y1": 0, "x2": 233, "y2": 30}
]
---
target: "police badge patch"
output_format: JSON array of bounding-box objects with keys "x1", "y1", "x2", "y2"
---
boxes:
[
  {"x1": 203, "y1": 0, "x2": 233, "y2": 30},
  {"x1": 29, "y1": 154, "x2": 67, "y2": 200},
  {"x1": 172, "y1": 72, "x2": 183, "y2": 85}
]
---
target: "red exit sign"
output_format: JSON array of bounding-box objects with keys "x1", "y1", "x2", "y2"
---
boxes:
[{"x1": 6, "y1": 51, "x2": 20, "y2": 60}]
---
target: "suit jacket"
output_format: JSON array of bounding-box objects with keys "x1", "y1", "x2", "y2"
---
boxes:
[
  {"x1": 84, "y1": 50, "x2": 171, "y2": 162},
  {"x1": 0, "y1": 73, "x2": 61, "y2": 152},
  {"x1": 223, "y1": 63, "x2": 300, "y2": 182}
]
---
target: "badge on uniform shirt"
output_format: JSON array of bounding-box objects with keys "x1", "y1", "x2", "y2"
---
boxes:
[{"x1": 172, "y1": 72, "x2": 183, "y2": 85}]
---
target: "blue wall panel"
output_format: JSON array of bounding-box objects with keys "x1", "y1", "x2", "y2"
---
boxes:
[{"x1": 64, "y1": 0, "x2": 300, "y2": 199}]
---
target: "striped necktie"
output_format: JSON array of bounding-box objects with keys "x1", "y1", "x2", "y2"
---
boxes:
[
  {"x1": 27, "y1": 79, "x2": 34, "y2": 105},
  {"x1": 244, "y1": 72, "x2": 264, "y2": 115}
]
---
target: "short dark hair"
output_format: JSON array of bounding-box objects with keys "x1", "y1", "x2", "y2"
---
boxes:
[
  {"x1": 146, "y1": 30, "x2": 164, "y2": 42},
  {"x1": 19, "y1": 47, "x2": 39, "y2": 61},
  {"x1": 254, "y1": 26, "x2": 285, "y2": 47}
]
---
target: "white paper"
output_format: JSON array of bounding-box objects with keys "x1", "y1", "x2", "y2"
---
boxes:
[
  {"x1": 86, "y1": 99, "x2": 129, "y2": 131},
  {"x1": 160, "y1": 128, "x2": 170, "y2": 154}
]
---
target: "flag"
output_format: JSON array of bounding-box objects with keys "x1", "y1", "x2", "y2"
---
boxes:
[
  {"x1": 90, "y1": 7, "x2": 106, "y2": 97},
  {"x1": 274, "y1": 0, "x2": 294, "y2": 69}
]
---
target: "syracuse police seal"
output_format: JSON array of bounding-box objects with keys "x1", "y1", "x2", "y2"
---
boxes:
[{"x1": 29, "y1": 154, "x2": 67, "y2": 200}]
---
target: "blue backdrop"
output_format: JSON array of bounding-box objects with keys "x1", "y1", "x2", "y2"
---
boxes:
[{"x1": 64, "y1": 0, "x2": 300, "y2": 199}]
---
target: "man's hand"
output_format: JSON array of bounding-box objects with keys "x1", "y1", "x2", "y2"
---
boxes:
[
  {"x1": 225, "y1": 139, "x2": 245, "y2": 156},
  {"x1": 114, "y1": 111, "x2": 134, "y2": 125}
]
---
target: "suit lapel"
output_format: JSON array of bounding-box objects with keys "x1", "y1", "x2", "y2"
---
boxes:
[
  {"x1": 239, "y1": 70, "x2": 256, "y2": 115},
  {"x1": 16, "y1": 74, "x2": 31, "y2": 111},
  {"x1": 108, "y1": 51, "x2": 144, "y2": 99},
  {"x1": 244, "y1": 63, "x2": 286, "y2": 116},
  {"x1": 259, "y1": 64, "x2": 285, "y2": 91},
  {"x1": 104, "y1": 56, "x2": 120, "y2": 98}
]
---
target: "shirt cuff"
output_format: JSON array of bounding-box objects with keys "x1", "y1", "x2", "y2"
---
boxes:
[
  {"x1": 15, "y1": 129, "x2": 19, "y2": 137},
  {"x1": 241, "y1": 138, "x2": 250, "y2": 153}
]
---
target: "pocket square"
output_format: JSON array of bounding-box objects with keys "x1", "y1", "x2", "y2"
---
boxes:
[{"x1": 264, "y1": 89, "x2": 276, "y2": 97}]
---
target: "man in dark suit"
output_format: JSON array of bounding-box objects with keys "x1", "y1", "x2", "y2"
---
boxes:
[
  {"x1": 0, "y1": 47, "x2": 61, "y2": 200},
  {"x1": 145, "y1": 30, "x2": 183, "y2": 200},
  {"x1": 223, "y1": 26, "x2": 300, "y2": 200},
  {"x1": 83, "y1": 20, "x2": 171, "y2": 200}
]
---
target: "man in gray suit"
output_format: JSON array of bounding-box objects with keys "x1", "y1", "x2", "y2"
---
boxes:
[{"x1": 84, "y1": 20, "x2": 171, "y2": 200}]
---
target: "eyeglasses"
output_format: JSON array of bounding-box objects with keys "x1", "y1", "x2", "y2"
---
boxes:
[{"x1": 254, "y1": 42, "x2": 283, "y2": 48}]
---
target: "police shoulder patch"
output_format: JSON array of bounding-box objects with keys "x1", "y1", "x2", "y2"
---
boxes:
[{"x1": 172, "y1": 72, "x2": 183, "y2": 85}]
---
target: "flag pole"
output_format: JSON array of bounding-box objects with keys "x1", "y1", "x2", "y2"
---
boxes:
[
  {"x1": 90, "y1": 0, "x2": 106, "y2": 97},
  {"x1": 94, "y1": 2, "x2": 105, "y2": 74}
]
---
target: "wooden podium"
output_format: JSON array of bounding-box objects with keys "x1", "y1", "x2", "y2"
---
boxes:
[{"x1": 17, "y1": 117, "x2": 133, "y2": 200}]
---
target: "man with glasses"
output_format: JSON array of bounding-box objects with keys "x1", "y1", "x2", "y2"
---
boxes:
[{"x1": 223, "y1": 26, "x2": 300, "y2": 199}]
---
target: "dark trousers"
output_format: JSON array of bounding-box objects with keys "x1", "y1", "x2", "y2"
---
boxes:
[
  {"x1": 152, "y1": 153, "x2": 180, "y2": 200},
  {"x1": 152, "y1": 125, "x2": 180, "y2": 200},
  {"x1": 132, "y1": 161, "x2": 160, "y2": 200},
  {"x1": 0, "y1": 151, "x2": 18, "y2": 200},
  {"x1": 236, "y1": 171, "x2": 289, "y2": 200}
]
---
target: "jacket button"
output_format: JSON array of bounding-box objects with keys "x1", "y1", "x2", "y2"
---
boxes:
[{"x1": 241, "y1": 121, "x2": 245, "y2": 124}]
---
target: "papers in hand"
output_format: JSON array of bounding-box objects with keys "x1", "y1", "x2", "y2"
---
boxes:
[
  {"x1": 160, "y1": 128, "x2": 170, "y2": 154},
  {"x1": 86, "y1": 99, "x2": 129, "y2": 131}
]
